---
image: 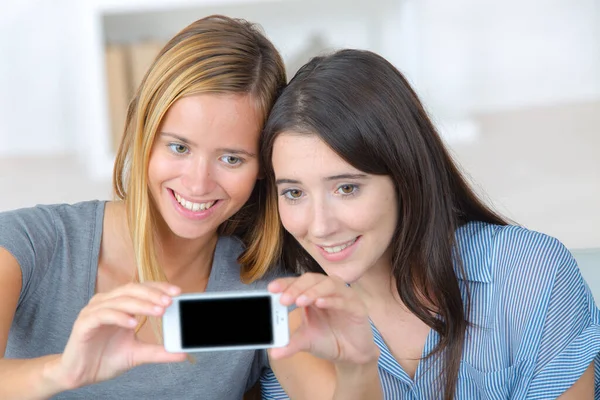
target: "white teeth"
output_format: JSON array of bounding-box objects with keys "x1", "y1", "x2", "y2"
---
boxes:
[
  {"x1": 322, "y1": 238, "x2": 357, "y2": 254},
  {"x1": 174, "y1": 192, "x2": 216, "y2": 212}
]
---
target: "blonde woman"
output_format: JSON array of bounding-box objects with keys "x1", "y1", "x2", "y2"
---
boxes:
[{"x1": 0, "y1": 15, "x2": 381, "y2": 400}]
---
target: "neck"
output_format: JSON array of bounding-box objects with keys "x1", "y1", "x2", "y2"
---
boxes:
[
  {"x1": 113, "y1": 201, "x2": 218, "y2": 288},
  {"x1": 351, "y1": 262, "x2": 401, "y2": 311},
  {"x1": 153, "y1": 217, "x2": 219, "y2": 285}
]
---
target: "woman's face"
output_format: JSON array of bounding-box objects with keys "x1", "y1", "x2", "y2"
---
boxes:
[
  {"x1": 148, "y1": 94, "x2": 261, "y2": 240},
  {"x1": 272, "y1": 133, "x2": 398, "y2": 283}
]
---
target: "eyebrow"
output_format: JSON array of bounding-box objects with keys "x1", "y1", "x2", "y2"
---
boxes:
[
  {"x1": 159, "y1": 132, "x2": 256, "y2": 157},
  {"x1": 216, "y1": 148, "x2": 257, "y2": 158},
  {"x1": 160, "y1": 132, "x2": 195, "y2": 145},
  {"x1": 275, "y1": 173, "x2": 368, "y2": 185}
]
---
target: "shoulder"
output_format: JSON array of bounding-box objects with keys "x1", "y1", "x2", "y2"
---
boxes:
[
  {"x1": 0, "y1": 202, "x2": 57, "y2": 226},
  {"x1": 0, "y1": 200, "x2": 104, "y2": 227},
  {"x1": 0, "y1": 200, "x2": 105, "y2": 264},
  {"x1": 0, "y1": 203, "x2": 60, "y2": 255},
  {"x1": 0, "y1": 201, "x2": 104, "y2": 306},
  {"x1": 456, "y1": 221, "x2": 573, "y2": 286},
  {"x1": 490, "y1": 224, "x2": 574, "y2": 287},
  {"x1": 458, "y1": 224, "x2": 597, "y2": 376},
  {"x1": 49, "y1": 200, "x2": 105, "y2": 227},
  {"x1": 461, "y1": 222, "x2": 591, "y2": 351}
]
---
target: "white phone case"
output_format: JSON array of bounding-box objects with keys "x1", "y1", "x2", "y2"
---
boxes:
[{"x1": 163, "y1": 290, "x2": 289, "y2": 353}]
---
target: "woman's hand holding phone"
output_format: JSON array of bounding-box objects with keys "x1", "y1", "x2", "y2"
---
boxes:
[
  {"x1": 267, "y1": 273, "x2": 379, "y2": 366},
  {"x1": 47, "y1": 282, "x2": 187, "y2": 391}
]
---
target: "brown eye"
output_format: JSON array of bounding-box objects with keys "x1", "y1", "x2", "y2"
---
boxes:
[
  {"x1": 282, "y1": 189, "x2": 303, "y2": 201},
  {"x1": 337, "y1": 184, "x2": 357, "y2": 195},
  {"x1": 289, "y1": 189, "x2": 302, "y2": 198}
]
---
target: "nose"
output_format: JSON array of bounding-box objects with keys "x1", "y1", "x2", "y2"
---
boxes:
[
  {"x1": 180, "y1": 158, "x2": 216, "y2": 196},
  {"x1": 308, "y1": 197, "x2": 340, "y2": 239}
]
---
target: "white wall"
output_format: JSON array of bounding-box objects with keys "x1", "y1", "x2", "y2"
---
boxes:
[
  {"x1": 1, "y1": 0, "x2": 598, "y2": 160},
  {"x1": 82, "y1": 0, "x2": 393, "y2": 178},
  {"x1": 0, "y1": 0, "x2": 69, "y2": 156},
  {"x1": 419, "y1": 0, "x2": 600, "y2": 116}
]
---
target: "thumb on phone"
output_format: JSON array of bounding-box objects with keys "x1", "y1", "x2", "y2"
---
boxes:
[
  {"x1": 268, "y1": 323, "x2": 312, "y2": 360},
  {"x1": 131, "y1": 343, "x2": 187, "y2": 366}
]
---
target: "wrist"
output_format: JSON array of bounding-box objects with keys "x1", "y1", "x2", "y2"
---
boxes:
[
  {"x1": 41, "y1": 354, "x2": 78, "y2": 395},
  {"x1": 334, "y1": 346, "x2": 380, "y2": 378},
  {"x1": 333, "y1": 352, "x2": 382, "y2": 400}
]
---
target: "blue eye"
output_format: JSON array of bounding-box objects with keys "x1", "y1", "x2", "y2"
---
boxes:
[
  {"x1": 220, "y1": 155, "x2": 242, "y2": 166},
  {"x1": 167, "y1": 143, "x2": 188, "y2": 154},
  {"x1": 336, "y1": 184, "x2": 358, "y2": 195}
]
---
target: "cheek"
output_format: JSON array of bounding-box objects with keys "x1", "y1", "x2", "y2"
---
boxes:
[
  {"x1": 147, "y1": 154, "x2": 163, "y2": 189},
  {"x1": 219, "y1": 165, "x2": 259, "y2": 198},
  {"x1": 278, "y1": 202, "x2": 307, "y2": 237},
  {"x1": 367, "y1": 193, "x2": 398, "y2": 239},
  {"x1": 345, "y1": 195, "x2": 397, "y2": 234},
  {"x1": 148, "y1": 155, "x2": 182, "y2": 183}
]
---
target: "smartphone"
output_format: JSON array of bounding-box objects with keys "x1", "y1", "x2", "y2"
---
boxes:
[{"x1": 162, "y1": 290, "x2": 289, "y2": 353}]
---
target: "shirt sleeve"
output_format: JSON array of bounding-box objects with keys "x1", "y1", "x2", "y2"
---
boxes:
[
  {"x1": 0, "y1": 205, "x2": 57, "y2": 306},
  {"x1": 259, "y1": 367, "x2": 290, "y2": 400},
  {"x1": 523, "y1": 239, "x2": 600, "y2": 399}
]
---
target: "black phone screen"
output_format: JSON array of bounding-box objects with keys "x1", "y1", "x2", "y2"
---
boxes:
[{"x1": 179, "y1": 295, "x2": 273, "y2": 349}]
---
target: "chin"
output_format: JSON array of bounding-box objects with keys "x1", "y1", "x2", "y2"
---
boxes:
[
  {"x1": 166, "y1": 221, "x2": 214, "y2": 241},
  {"x1": 321, "y1": 266, "x2": 362, "y2": 285}
]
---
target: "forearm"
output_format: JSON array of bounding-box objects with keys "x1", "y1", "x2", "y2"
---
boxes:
[
  {"x1": 0, "y1": 354, "x2": 71, "y2": 399},
  {"x1": 333, "y1": 359, "x2": 382, "y2": 400}
]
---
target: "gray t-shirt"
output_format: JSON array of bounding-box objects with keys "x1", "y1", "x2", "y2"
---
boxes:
[{"x1": 0, "y1": 200, "x2": 278, "y2": 399}]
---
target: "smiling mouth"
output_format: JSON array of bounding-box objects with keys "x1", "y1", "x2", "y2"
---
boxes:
[
  {"x1": 319, "y1": 237, "x2": 359, "y2": 254},
  {"x1": 172, "y1": 190, "x2": 218, "y2": 212}
]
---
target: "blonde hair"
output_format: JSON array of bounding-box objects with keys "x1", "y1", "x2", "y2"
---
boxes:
[{"x1": 112, "y1": 14, "x2": 286, "y2": 299}]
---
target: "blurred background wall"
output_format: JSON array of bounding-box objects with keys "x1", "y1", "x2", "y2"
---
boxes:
[{"x1": 0, "y1": 0, "x2": 598, "y2": 291}]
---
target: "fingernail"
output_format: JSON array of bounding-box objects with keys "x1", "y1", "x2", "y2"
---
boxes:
[
  {"x1": 169, "y1": 286, "x2": 180, "y2": 295},
  {"x1": 297, "y1": 295, "x2": 309, "y2": 304},
  {"x1": 154, "y1": 306, "x2": 163, "y2": 313},
  {"x1": 161, "y1": 295, "x2": 171, "y2": 305},
  {"x1": 280, "y1": 293, "x2": 292, "y2": 305}
]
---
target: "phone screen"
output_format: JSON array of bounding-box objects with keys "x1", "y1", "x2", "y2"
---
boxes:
[{"x1": 179, "y1": 295, "x2": 273, "y2": 349}]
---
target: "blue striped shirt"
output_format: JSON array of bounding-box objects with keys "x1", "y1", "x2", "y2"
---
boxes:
[{"x1": 260, "y1": 221, "x2": 600, "y2": 399}]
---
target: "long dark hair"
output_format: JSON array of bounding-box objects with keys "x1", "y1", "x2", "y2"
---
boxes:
[{"x1": 259, "y1": 49, "x2": 507, "y2": 399}]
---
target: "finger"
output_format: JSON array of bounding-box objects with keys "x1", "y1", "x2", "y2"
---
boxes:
[
  {"x1": 268, "y1": 272, "x2": 328, "y2": 293},
  {"x1": 291, "y1": 273, "x2": 354, "y2": 308},
  {"x1": 74, "y1": 309, "x2": 138, "y2": 336},
  {"x1": 314, "y1": 296, "x2": 367, "y2": 316},
  {"x1": 113, "y1": 282, "x2": 180, "y2": 300},
  {"x1": 131, "y1": 343, "x2": 187, "y2": 366},
  {"x1": 267, "y1": 277, "x2": 301, "y2": 293},
  {"x1": 293, "y1": 278, "x2": 343, "y2": 307},
  {"x1": 276, "y1": 273, "x2": 330, "y2": 306},
  {"x1": 90, "y1": 283, "x2": 180, "y2": 308},
  {"x1": 84, "y1": 296, "x2": 168, "y2": 318},
  {"x1": 268, "y1": 324, "x2": 313, "y2": 360}
]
